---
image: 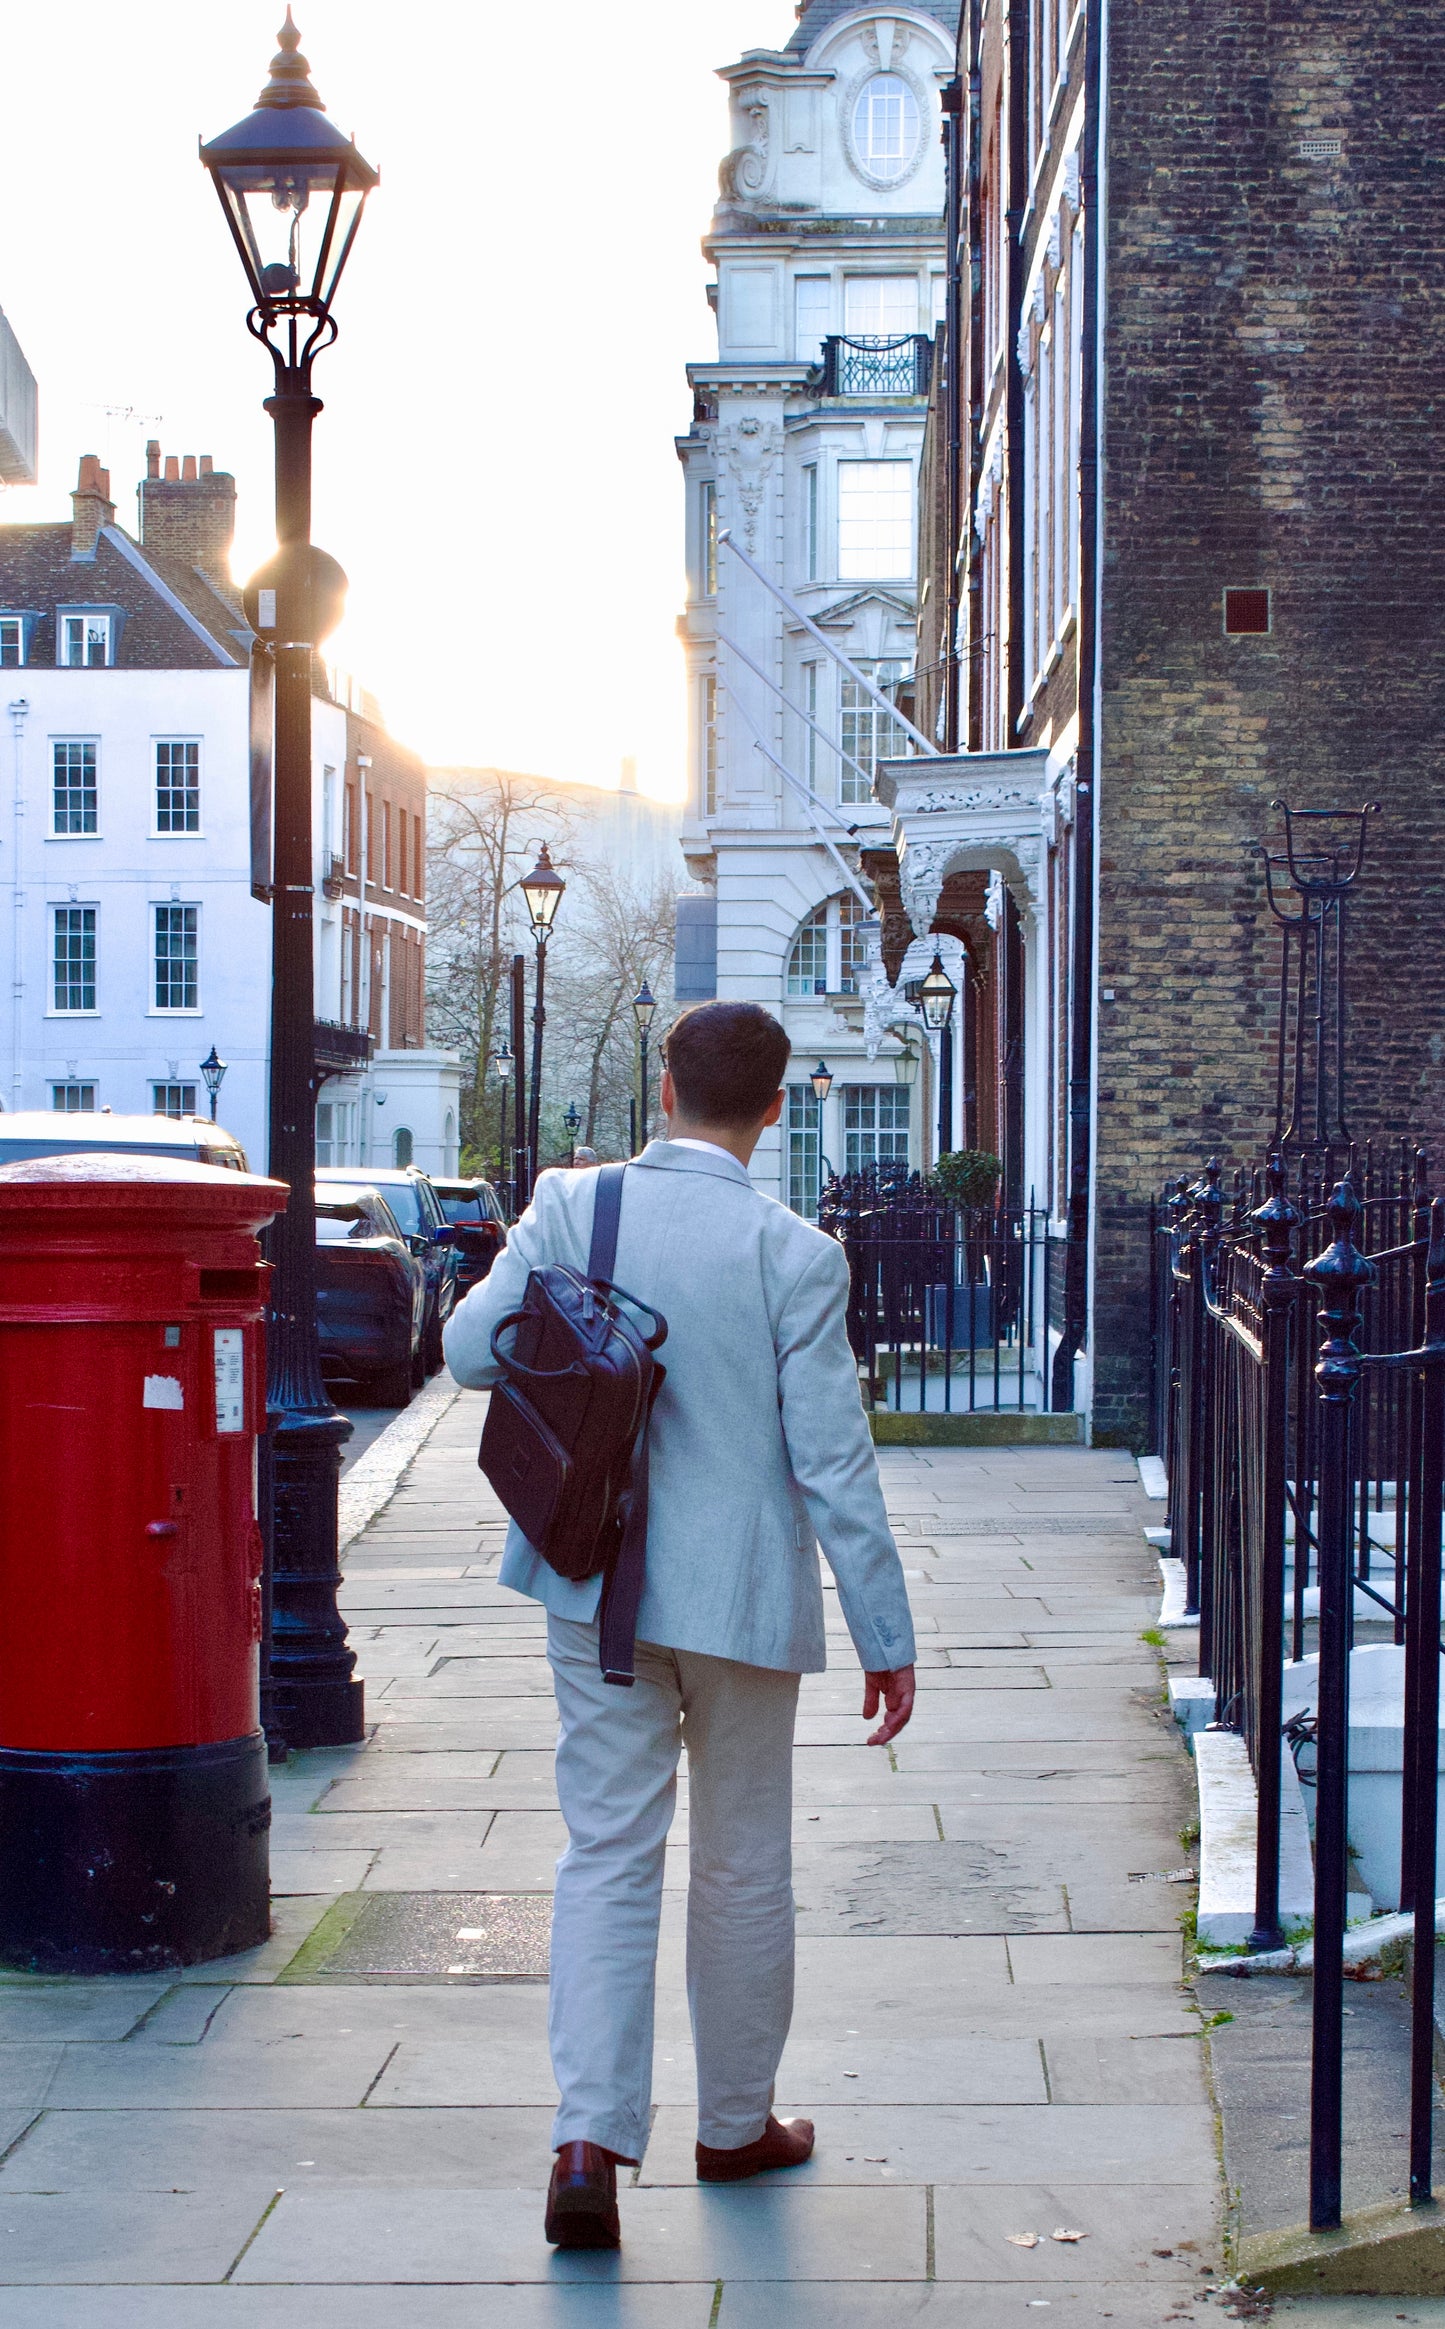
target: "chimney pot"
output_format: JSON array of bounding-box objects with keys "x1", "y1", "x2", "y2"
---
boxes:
[
  {"x1": 146, "y1": 440, "x2": 161, "y2": 479},
  {"x1": 164, "y1": 455, "x2": 179, "y2": 482},
  {"x1": 137, "y1": 448, "x2": 239, "y2": 597},
  {"x1": 182, "y1": 455, "x2": 197, "y2": 482},
  {"x1": 199, "y1": 455, "x2": 213, "y2": 475}
]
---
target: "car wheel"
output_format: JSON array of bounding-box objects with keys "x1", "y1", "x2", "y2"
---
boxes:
[
  {"x1": 410, "y1": 1331, "x2": 426, "y2": 1389},
  {"x1": 371, "y1": 1364, "x2": 412, "y2": 1409}
]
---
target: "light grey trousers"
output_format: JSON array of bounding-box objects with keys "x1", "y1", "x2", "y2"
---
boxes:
[{"x1": 545, "y1": 1614, "x2": 801, "y2": 2160}]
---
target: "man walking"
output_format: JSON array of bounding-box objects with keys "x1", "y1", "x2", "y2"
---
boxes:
[{"x1": 444, "y1": 1001, "x2": 915, "y2": 2247}]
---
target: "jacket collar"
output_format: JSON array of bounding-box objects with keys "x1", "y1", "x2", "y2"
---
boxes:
[{"x1": 630, "y1": 1138, "x2": 752, "y2": 1188}]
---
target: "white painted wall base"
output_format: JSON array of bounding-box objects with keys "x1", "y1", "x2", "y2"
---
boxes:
[
  {"x1": 1169, "y1": 1674, "x2": 1215, "y2": 1737},
  {"x1": 1280, "y1": 1643, "x2": 1445, "y2": 1913},
  {"x1": 1157, "y1": 1555, "x2": 1192, "y2": 1630},
  {"x1": 1137, "y1": 1455, "x2": 1168, "y2": 1500},
  {"x1": 1196, "y1": 1726, "x2": 1316, "y2": 1948}
]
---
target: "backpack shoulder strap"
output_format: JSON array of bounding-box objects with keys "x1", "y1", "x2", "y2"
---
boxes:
[{"x1": 587, "y1": 1163, "x2": 627, "y2": 1285}]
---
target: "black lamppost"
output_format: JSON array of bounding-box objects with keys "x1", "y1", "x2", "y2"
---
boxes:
[
  {"x1": 633, "y1": 981, "x2": 657, "y2": 1151},
  {"x1": 201, "y1": 13, "x2": 378, "y2": 1749},
  {"x1": 199, "y1": 1045, "x2": 229, "y2": 1123},
  {"x1": 919, "y1": 954, "x2": 957, "y2": 1167},
  {"x1": 809, "y1": 1058, "x2": 836, "y2": 1190},
  {"x1": 563, "y1": 1101, "x2": 580, "y2": 1166},
  {"x1": 520, "y1": 846, "x2": 565, "y2": 1176},
  {"x1": 491, "y1": 1042, "x2": 513, "y2": 1194}
]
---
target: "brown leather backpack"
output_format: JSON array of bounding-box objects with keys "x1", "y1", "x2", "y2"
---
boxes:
[{"x1": 478, "y1": 1165, "x2": 666, "y2": 1683}]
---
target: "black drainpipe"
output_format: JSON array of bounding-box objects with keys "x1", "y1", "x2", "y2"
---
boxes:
[
  {"x1": 942, "y1": 77, "x2": 964, "y2": 756},
  {"x1": 1051, "y1": 0, "x2": 1103, "y2": 1414}
]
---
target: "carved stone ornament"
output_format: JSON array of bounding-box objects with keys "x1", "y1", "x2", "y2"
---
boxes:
[
  {"x1": 719, "y1": 88, "x2": 770, "y2": 199},
  {"x1": 901, "y1": 782, "x2": 1041, "y2": 819},
  {"x1": 897, "y1": 838, "x2": 957, "y2": 937},
  {"x1": 715, "y1": 418, "x2": 782, "y2": 552}
]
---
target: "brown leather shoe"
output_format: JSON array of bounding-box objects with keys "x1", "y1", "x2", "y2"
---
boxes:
[
  {"x1": 545, "y1": 2142, "x2": 621, "y2": 2248},
  {"x1": 696, "y1": 2114, "x2": 816, "y2": 2184}
]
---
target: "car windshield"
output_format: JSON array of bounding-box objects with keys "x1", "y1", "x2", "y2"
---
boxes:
[
  {"x1": 328, "y1": 1179, "x2": 424, "y2": 1235},
  {"x1": 439, "y1": 1193, "x2": 485, "y2": 1224},
  {"x1": 0, "y1": 1136, "x2": 211, "y2": 1165}
]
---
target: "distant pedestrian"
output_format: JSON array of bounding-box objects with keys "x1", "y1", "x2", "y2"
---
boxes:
[
  {"x1": 445, "y1": 1001, "x2": 915, "y2": 2248},
  {"x1": 572, "y1": 1145, "x2": 598, "y2": 1168}
]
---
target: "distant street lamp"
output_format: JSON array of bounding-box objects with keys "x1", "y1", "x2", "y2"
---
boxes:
[
  {"x1": 809, "y1": 1059, "x2": 834, "y2": 1104},
  {"x1": 491, "y1": 1043, "x2": 513, "y2": 1198},
  {"x1": 201, "y1": 11, "x2": 378, "y2": 1750},
  {"x1": 199, "y1": 1045, "x2": 229, "y2": 1123},
  {"x1": 918, "y1": 954, "x2": 958, "y2": 1165},
  {"x1": 563, "y1": 1100, "x2": 580, "y2": 1166},
  {"x1": 633, "y1": 981, "x2": 657, "y2": 1151},
  {"x1": 893, "y1": 1038, "x2": 919, "y2": 1087},
  {"x1": 519, "y1": 845, "x2": 565, "y2": 1197}
]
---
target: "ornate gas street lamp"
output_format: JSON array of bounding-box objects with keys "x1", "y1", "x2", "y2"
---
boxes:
[
  {"x1": 809, "y1": 1059, "x2": 834, "y2": 1104},
  {"x1": 201, "y1": 13, "x2": 378, "y2": 1749},
  {"x1": 199, "y1": 1046, "x2": 229, "y2": 1123},
  {"x1": 491, "y1": 1042, "x2": 513, "y2": 1198},
  {"x1": 563, "y1": 1101, "x2": 581, "y2": 1166},
  {"x1": 519, "y1": 845, "x2": 565, "y2": 1195},
  {"x1": 633, "y1": 981, "x2": 657, "y2": 1151},
  {"x1": 918, "y1": 954, "x2": 958, "y2": 1166}
]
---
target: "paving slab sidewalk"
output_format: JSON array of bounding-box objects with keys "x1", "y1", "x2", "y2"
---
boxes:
[{"x1": 0, "y1": 1393, "x2": 1243, "y2": 2322}]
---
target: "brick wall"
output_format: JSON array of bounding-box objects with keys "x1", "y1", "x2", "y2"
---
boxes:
[{"x1": 1092, "y1": 0, "x2": 1445, "y2": 1443}]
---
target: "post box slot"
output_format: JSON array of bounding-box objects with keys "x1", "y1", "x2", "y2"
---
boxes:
[{"x1": 198, "y1": 1270, "x2": 262, "y2": 1303}]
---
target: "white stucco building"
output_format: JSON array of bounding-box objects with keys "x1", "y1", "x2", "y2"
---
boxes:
[
  {"x1": 676, "y1": 0, "x2": 960, "y2": 1209},
  {"x1": 0, "y1": 448, "x2": 459, "y2": 1175}
]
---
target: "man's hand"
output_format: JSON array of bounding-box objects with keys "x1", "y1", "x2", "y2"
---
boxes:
[{"x1": 863, "y1": 1665, "x2": 915, "y2": 1746}]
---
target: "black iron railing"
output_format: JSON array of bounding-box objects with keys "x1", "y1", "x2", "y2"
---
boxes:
[
  {"x1": 313, "y1": 1018, "x2": 372, "y2": 1076},
  {"x1": 820, "y1": 1167, "x2": 1075, "y2": 1414},
  {"x1": 1151, "y1": 1140, "x2": 1444, "y2": 2227},
  {"x1": 820, "y1": 334, "x2": 932, "y2": 397}
]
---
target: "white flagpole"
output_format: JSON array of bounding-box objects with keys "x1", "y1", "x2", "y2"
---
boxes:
[
  {"x1": 717, "y1": 527, "x2": 939, "y2": 757},
  {"x1": 717, "y1": 627, "x2": 877, "y2": 816}
]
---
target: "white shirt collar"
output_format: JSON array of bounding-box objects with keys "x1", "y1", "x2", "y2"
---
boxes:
[{"x1": 667, "y1": 1137, "x2": 742, "y2": 1165}]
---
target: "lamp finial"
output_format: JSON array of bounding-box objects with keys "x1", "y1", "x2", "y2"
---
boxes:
[{"x1": 256, "y1": 10, "x2": 327, "y2": 112}]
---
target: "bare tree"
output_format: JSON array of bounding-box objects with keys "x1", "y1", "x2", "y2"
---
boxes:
[
  {"x1": 542, "y1": 866, "x2": 680, "y2": 1160},
  {"x1": 425, "y1": 769, "x2": 573, "y2": 1167}
]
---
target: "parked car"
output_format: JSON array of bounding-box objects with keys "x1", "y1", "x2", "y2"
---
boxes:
[
  {"x1": 315, "y1": 1188, "x2": 425, "y2": 1408},
  {"x1": 316, "y1": 1165, "x2": 460, "y2": 1375},
  {"x1": 429, "y1": 1175, "x2": 508, "y2": 1296},
  {"x1": 0, "y1": 1111, "x2": 248, "y2": 1170}
]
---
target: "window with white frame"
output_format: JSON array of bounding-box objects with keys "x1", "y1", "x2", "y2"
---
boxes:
[
  {"x1": 699, "y1": 480, "x2": 718, "y2": 596},
  {"x1": 0, "y1": 616, "x2": 24, "y2": 668},
  {"x1": 786, "y1": 905, "x2": 828, "y2": 997},
  {"x1": 837, "y1": 461, "x2": 913, "y2": 579},
  {"x1": 52, "y1": 1081, "x2": 96, "y2": 1111},
  {"x1": 700, "y1": 672, "x2": 719, "y2": 814},
  {"x1": 786, "y1": 893, "x2": 868, "y2": 998},
  {"x1": 52, "y1": 741, "x2": 98, "y2": 835},
  {"x1": 843, "y1": 275, "x2": 917, "y2": 336},
  {"x1": 153, "y1": 904, "x2": 199, "y2": 1012},
  {"x1": 786, "y1": 1085, "x2": 821, "y2": 1219},
  {"x1": 155, "y1": 740, "x2": 200, "y2": 834},
  {"x1": 794, "y1": 275, "x2": 831, "y2": 363},
  {"x1": 60, "y1": 613, "x2": 111, "y2": 668},
  {"x1": 316, "y1": 1099, "x2": 358, "y2": 1167},
  {"x1": 851, "y1": 75, "x2": 921, "y2": 185},
  {"x1": 1021, "y1": 207, "x2": 1081, "y2": 695},
  {"x1": 844, "y1": 1083, "x2": 911, "y2": 1173},
  {"x1": 52, "y1": 906, "x2": 97, "y2": 1013},
  {"x1": 804, "y1": 464, "x2": 819, "y2": 580},
  {"x1": 840, "y1": 661, "x2": 906, "y2": 803},
  {"x1": 153, "y1": 1082, "x2": 197, "y2": 1118}
]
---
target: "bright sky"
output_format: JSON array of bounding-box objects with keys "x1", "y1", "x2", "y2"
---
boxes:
[{"x1": 0, "y1": 0, "x2": 797, "y2": 799}]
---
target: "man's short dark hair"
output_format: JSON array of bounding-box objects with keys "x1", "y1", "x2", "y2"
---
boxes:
[{"x1": 664, "y1": 1003, "x2": 791, "y2": 1128}]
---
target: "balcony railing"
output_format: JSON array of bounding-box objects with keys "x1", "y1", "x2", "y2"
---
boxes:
[
  {"x1": 821, "y1": 334, "x2": 932, "y2": 397},
  {"x1": 314, "y1": 1018, "x2": 372, "y2": 1077},
  {"x1": 321, "y1": 852, "x2": 346, "y2": 900}
]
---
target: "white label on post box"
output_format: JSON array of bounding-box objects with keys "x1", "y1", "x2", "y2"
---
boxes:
[
  {"x1": 143, "y1": 1375, "x2": 184, "y2": 1410},
  {"x1": 213, "y1": 1329, "x2": 245, "y2": 1433}
]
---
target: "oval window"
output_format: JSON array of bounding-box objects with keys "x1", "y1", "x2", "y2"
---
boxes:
[{"x1": 851, "y1": 74, "x2": 920, "y2": 185}]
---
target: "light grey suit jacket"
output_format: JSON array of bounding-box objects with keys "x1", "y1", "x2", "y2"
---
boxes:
[{"x1": 442, "y1": 1141, "x2": 915, "y2": 1676}]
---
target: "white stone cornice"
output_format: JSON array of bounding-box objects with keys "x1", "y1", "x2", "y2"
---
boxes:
[{"x1": 876, "y1": 746, "x2": 1053, "y2": 933}]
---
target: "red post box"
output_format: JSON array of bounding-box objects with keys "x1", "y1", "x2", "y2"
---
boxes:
[{"x1": 0, "y1": 1152, "x2": 287, "y2": 1973}]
